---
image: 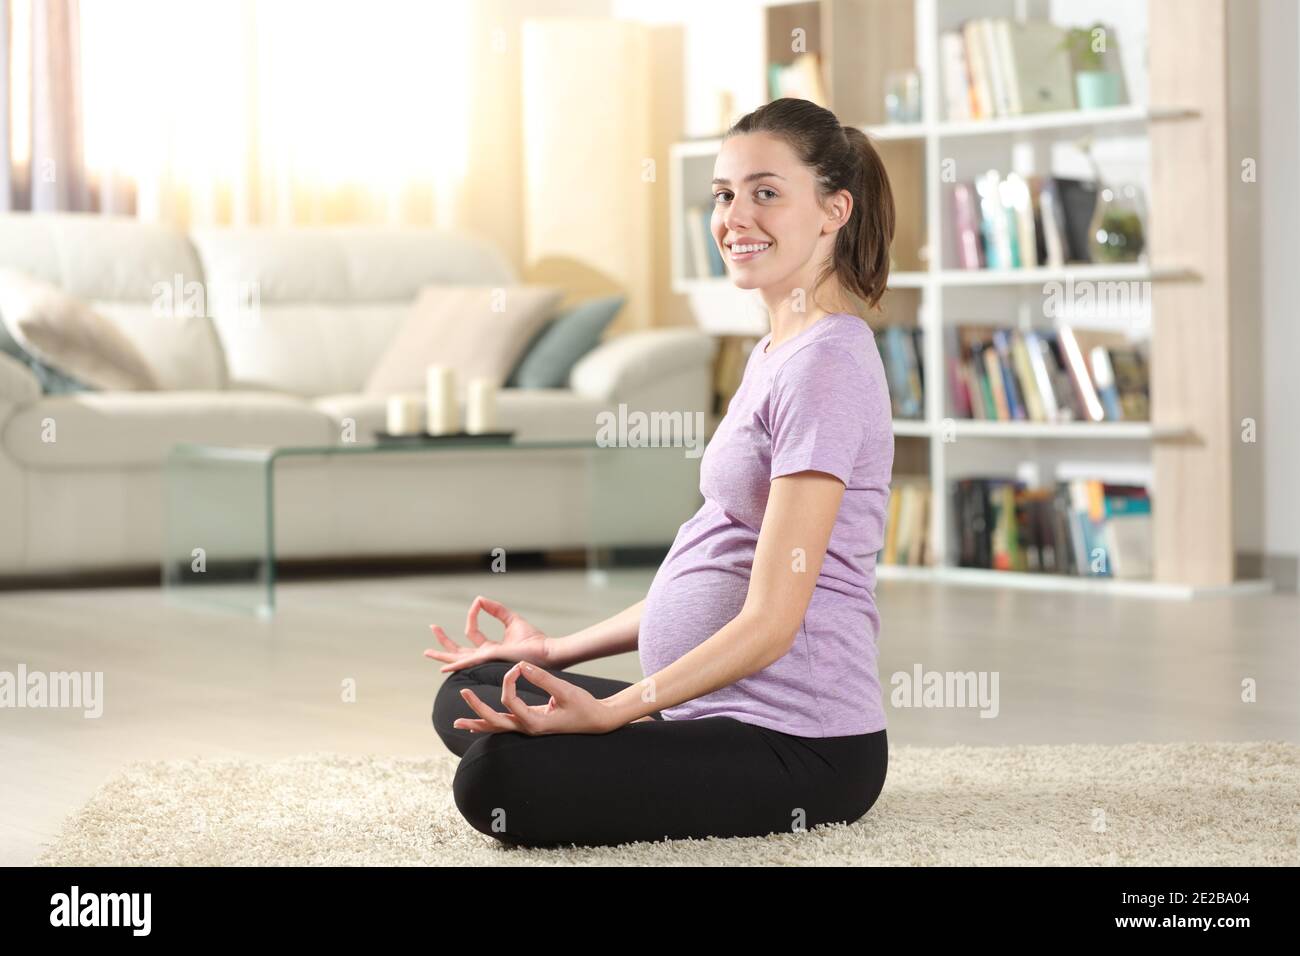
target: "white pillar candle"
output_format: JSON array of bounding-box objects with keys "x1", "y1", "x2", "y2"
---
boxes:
[
  {"x1": 465, "y1": 377, "x2": 498, "y2": 434},
  {"x1": 386, "y1": 393, "x2": 423, "y2": 435},
  {"x1": 425, "y1": 365, "x2": 458, "y2": 435}
]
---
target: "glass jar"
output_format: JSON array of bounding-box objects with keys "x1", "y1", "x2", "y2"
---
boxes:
[
  {"x1": 1088, "y1": 182, "x2": 1147, "y2": 263},
  {"x1": 884, "y1": 70, "x2": 922, "y2": 124}
]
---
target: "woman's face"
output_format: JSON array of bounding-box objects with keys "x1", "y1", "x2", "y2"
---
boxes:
[{"x1": 711, "y1": 131, "x2": 850, "y2": 296}]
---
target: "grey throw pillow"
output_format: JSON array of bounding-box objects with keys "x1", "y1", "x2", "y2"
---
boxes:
[
  {"x1": 0, "y1": 315, "x2": 95, "y2": 395},
  {"x1": 0, "y1": 268, "x2": 156, "y2": 391},
  {"x1": 506, "y1": 295, "x2": 625, "y2": 388}
]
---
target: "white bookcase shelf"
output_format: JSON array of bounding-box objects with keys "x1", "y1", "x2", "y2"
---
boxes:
[
  {"x1": 892, "y1": 420, "x2": 932, "y2": 437},
  {"x1": 945, "y1": 421, "x2": 1190, "y2": 439},
  {"x1": 678, "y1": 264, "x2": 1195, "y2": 294},
  {"x1": 864, "y1": 104, "x2": 1198, "y2": 140},
  {"x1": 932, "y1": 264, "x2": 1196, "y2": 286},
  {"x1": 875, "y1": 564, "x2": 1273, "y2": 598},
  {"x1": 892, "y1": 421, "x2": 1190, "y2": 439}
]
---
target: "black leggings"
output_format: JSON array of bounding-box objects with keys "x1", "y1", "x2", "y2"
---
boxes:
[{"x1": 432, "y1": 661, "x2": 888, "y2": 848}]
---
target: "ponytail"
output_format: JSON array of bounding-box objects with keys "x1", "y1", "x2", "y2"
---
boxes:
[{"x1": 838, "y1": 125, "x2": 895, "y2": 311}]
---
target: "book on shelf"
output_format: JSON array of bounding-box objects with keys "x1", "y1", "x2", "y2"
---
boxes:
[
  {"x1": 1050, "y1": 177, "x2": 1102, "y2": 263},
  {"x1": 953, "y1": 477, "x2": 1152, "y2": 578},
  {"x1": 941, "y1": 18, "x2": 1123, "y2": 122},
  {"x1": 879, "y1": 478, "x2": 930, "y2": 567},
  {"x1": 684, "y1": 204, "x2": 726, "y2": 279},
  {"x1": 767, "y1": 53, "x2": 829, "y2": 107},
  {"x1": 946, "y1": 323, "x2": 1149, "y2": 423},
  {"x1": 950, "y1": 172, "x2": 1108, "y2": 270},
  {"x1": 713, "y1": 326, "x2": 927, "y2": 422},
  {"x1": 878, "y1": 324, "x2": 924, "y2": 420}
]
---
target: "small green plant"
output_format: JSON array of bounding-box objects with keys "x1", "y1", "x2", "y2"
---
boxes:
[
  {"x1": 1093, "y1": 206, "x2": 1145, "y2": 262},
  {"x1": 1061, "y1": 24, "x2": 1108, "y2": 72}
]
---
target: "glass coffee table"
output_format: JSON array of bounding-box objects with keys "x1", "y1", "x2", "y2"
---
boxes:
[{"x1": 162, "y1": 436, "x2": 705, "y2": 617}]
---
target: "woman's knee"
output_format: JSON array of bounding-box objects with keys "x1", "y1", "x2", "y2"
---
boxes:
[
  {"x1": 844, "y1": 736, "x2": 889, "y2": 824},
  {"x1": 808, "y1": 731, "x2": 888, "y2": 828},
  {"x1": 451, "y1": 736, "x2": 575, "y2": 848},
  {"x1": 432, "y1": 663, "x2": 503, "y2": 728},
  {"x1": 451, "y1": 739, "x2": 524, "y2": 842}
]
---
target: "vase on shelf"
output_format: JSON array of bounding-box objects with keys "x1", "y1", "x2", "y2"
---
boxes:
[
  {"x1": 1075, "y1": 70, "x2": 1122, "y2": 109},
  {"x1": 1061, "y1": 23, "x2": 1125, "y2": 110},
  {"x1": 884, "y1": 69, "x2": 922, "y2": 124},
  {"x1": 1088, "y1": 182, "x2": 1147, "y2": 264}
]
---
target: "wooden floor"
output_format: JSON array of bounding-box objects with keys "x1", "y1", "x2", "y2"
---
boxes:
[{"x1": 1, "y1": 562, "x2": 1297, "y2": 865}]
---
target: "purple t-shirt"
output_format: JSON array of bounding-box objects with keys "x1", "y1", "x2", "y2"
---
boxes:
[{"x1": 638, "y1": 311, "x2": 895, "y2": 738}]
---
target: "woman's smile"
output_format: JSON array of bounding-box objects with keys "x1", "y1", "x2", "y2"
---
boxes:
[{"x1": 726, "y1": 240, "x2": 774, "y2": 263}]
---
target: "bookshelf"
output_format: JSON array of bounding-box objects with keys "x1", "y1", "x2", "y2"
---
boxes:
[{"x1": 668, "y1": 0, "x2": 1265, "y2": 597}]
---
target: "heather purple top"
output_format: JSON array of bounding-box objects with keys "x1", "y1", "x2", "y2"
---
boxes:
[{"x1": 638, "y1": 312, "x2": 895, "y2": 737}]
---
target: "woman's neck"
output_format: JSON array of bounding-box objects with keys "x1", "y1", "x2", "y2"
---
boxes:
[{"x1": 766, "y1": 293, "x2": 858, "y2": 350}]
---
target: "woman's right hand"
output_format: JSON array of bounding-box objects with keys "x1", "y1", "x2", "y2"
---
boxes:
[{"x1": 423, "y1": 594, "x2": 557, "y2": 674}]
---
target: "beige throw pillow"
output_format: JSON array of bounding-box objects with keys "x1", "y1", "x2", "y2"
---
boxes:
[
  {"x1": 364, "y1": 285, "x2": 563, "y2": 398},
  {"x1": 0, "y1": 268, "x2": 158, "y2": 391}
]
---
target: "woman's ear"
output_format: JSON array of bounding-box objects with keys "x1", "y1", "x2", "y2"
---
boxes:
[{"x1": 822, "y1": 188, "x2": 853, "y2": 232}]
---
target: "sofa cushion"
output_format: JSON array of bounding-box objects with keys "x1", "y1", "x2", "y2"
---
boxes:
[
  {"x1": 0, "y1": 213, "x2": 203, "y2": 301},
  {"x1": 190, "y1": 226, "x2": 518, "y2": 303},
  {"x1": 189, "y1": 226, "x2": 520, "y2": 397},
  {"x1": 205, "y1": 303, "x2": 412, "y2": 397},
  {"x1": 363, "y1": 285, "x2": 563, "y2": 399},
  {"x1": 313, "y1": 388, "x2": 607, "y2": 443},
  {"x1": 0, "y1": 269, "x2": 158, "y2": 391},
  {"x1": 3, "y1": 392, "x2": 337, "y2": 468},
  {"x1": 506, "y1": 294, "x2": 625, "y2": 389},
  {"x1": 91, "y1": 301, "x2": 228, "y2": 391},
  {"x1": 0, "y1": 310, "x2": 96, "y2": 395}
]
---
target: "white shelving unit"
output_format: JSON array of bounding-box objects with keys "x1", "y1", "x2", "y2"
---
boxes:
[
  {"x1": 875, "y1": 563, "x2": 1274, "y2": 598},
  {"x1": 864, "y1": 103, "x2": 1197, "y2": 141},
  {"x1": 668, "y1": 0, "x2": 1265, "y2": 598},
  {"x1": 677, "y1": 262, "x2": 1195, "y2": 293}
]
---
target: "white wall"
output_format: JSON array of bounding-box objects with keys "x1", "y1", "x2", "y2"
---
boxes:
[
  {"x1": 1258, "y1": 0, "x2": 1300, "y2": 570},
  {"x1": 614, "y1": 0, "x2": 771, "y2": 137}
]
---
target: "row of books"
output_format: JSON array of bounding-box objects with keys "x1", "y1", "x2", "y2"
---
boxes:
[
  {"x1": 951, "y1": 173, "x2": 1102, "y2": 270},
  {"x1": 721, "y1": 326, "x2": 926, "y2": 421},
  {"x1": 948, "y1": 324, "x2": 1148, "y2": 423},
  {"x1": 940, "y1": 18, "x2": 1124, "y2": 121},
  {"x1": 879, "y1": 480, "x2": 930, "y2": 567},
  {"x1": 953, "y1": 477, "x2": 1152, "y2": 578},
  {"x1": 726, "y1": 320, "x2": 1146, "y2": 425}
]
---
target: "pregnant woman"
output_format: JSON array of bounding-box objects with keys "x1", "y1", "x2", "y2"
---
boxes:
[{"x1": 428, "y1": 97, "x2": 896, "y2": 848}]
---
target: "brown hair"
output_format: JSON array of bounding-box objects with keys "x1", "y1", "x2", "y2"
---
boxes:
[{"x1": 725, "y1": 97, "x2": 896, "y2": 312}]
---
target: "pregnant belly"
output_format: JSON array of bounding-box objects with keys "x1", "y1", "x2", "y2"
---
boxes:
[{"x1": 638, "y1": 563, "x2": 750, "y2": 678}]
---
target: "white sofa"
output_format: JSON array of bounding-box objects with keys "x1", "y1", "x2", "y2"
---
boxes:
[{"x1": 0, "y1": 213, "x2": 716, "y2": 577}]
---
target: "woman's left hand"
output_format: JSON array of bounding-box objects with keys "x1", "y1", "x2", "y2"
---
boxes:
[{"x1": 453, "y1": 662, "x2": 622, "y2": 736}]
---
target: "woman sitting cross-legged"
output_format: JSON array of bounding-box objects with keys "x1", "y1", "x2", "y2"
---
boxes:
[{"x1": 428, "y1": 97, "x2": 896, "y2": 849}]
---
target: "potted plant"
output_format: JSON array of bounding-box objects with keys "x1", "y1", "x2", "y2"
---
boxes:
[{"x1": 1062, "y1": 24, "x2": 1122, "y2": 109}]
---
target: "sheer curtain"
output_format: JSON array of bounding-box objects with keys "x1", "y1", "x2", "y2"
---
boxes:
[
  {"x1": 2, "y1": 0, "x2": 97, "y2": 212},
  {"x1": 79, "y1": 0, "x2": 473, "y2": 228}
]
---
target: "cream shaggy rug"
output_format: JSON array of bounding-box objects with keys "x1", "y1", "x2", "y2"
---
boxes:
[{"x1": 36, "y1": 742, "x2": 1300, "y2": 866}]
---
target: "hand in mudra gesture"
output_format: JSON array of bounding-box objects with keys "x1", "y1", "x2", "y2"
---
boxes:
[
  {"x1": 423, "y1": 594, "x2": 554, "y2": 674},
  {"x1": 451, "y1": 661, "x2": 620, "y2": 736}
]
